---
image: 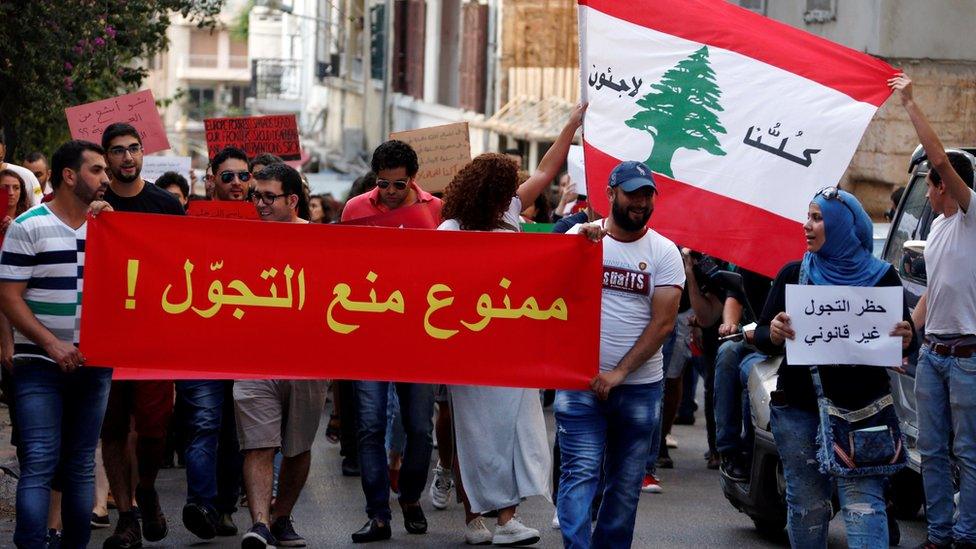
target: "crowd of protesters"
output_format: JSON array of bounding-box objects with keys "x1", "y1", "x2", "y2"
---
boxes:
[{"x1": 0, "y1": 71, "x2": 973, "y2": 549}]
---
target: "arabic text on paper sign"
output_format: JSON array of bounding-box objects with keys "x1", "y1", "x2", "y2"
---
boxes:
[
  {"x1": 784, "y1": 284, "x2": 902, "y2": 368},
  {"x1": 65, "y1": 89, "x2": 170, "y2": 154}
]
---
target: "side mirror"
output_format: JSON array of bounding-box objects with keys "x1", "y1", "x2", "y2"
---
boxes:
[{"x1": 901, "y1": 240, "x2": 927, "y2": 282}]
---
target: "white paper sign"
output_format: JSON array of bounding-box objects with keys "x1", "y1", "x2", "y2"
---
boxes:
[
  {"x1": 567, "y1": 145, "x2": 585, "y2": 195},
  {"x1": 141, "y1": 155, "x2": 192, "y2": 184},
  {"x1": 785, "y1": 284, "x2": 903, "y2": 367}
]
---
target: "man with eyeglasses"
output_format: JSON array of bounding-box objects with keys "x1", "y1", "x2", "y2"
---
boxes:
[
  {"x1": 100, "y1": 123, "x2": 184, "y2": 549},
  {"x1": 234, "y1": 163, "x2": 327, "y2": 548},
  {"x1": 340, "y1": 140, "x2": 442, "y2": 225},
  {"x1": 208, "y1": 146, "x2": 252, "y2": 202}
]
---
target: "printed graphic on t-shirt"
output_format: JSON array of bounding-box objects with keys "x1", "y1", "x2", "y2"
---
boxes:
[{"x1": 602, "y1": 265, "x2": 650, "y2": 296}]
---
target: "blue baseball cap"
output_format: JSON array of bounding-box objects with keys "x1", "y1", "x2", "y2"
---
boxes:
[{"x1": 609, "y1": 161, "x2": 656, "y2": 193}]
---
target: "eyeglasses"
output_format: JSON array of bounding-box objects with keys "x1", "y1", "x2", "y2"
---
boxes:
[
  {"x1": 107, "y1": 144, "x2": 143, "y2": 157},
  {"x1": 250, "y1": 192, "x2": 290, "y2": 206},
  {"x1": 219, "y1": 171, "x2": 252, "y2": 184},
  {"x1": 376, "y1": 179, "x2": 409, "y2": 191},
  {"x1": 816, "y1": 186, "x2": 857, "y2": 222}
]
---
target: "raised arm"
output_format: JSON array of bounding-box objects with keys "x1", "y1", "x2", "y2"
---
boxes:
[
  {"x1": 889, "y1": 73, "x2": 971, "y2": 212},
  {"x1": 516, "y1": 103, "x2": 587, "y2": 207}
]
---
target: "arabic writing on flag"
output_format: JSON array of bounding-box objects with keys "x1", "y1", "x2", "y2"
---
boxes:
[{"x1": 578, "y1": 0, "x2": 896, "y2": 277}]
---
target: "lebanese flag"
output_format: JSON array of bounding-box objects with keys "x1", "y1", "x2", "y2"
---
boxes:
[{"x1": 579, "y1": 0, "x2": 896, "y2": 277}]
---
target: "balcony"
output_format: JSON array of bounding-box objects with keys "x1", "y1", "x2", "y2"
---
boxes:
[
  {"x1": 177, "y1": 53, "x2": 250, "y2": 82},
  {"x1": 249, "y1": 58, "x2": 303, "y2": 113}
]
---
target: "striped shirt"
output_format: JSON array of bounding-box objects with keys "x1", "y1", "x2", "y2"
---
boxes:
[{"x1": 0, "y1": 205, "x2": 85, "y2": 361}]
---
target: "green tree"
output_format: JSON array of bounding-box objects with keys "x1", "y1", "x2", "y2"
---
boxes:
[
  {"x1": 0, "y1": 0, "x2": 223, "y2": 160},
  {"x1": 625, "y1": 46, "x2": 727, "y2": 178}
]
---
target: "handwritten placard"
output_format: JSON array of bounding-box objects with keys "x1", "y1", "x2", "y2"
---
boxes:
[
  {"x1": 65, "y1": 90, "x2": 170, "y2": 154},
  {"x1": 141, "y1": 156, "x2": 192, "y2": 184},
  {"x1": 390, "y1": 122, "x2": 471, "y2": 193},
  {"x1": 785, "y1": 285, "x2": 902, "y2": 367},
  {"x1": 186, "y1": 200, "x2": 260, "y2": 220},
  {"x1": 204, "y1": 115, "x2": 301, "y2": 160}
]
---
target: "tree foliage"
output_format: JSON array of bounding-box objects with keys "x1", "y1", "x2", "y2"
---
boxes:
[{"x1": 0, "y1": 0, "x2": 223, "y2": 160}]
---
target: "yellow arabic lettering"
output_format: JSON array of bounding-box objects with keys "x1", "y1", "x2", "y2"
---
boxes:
[
  {"x1": 326, "y1": 271, "x2": 405, "y2": 334},
  {"x1": 424, "y1": 284, "x2": 459, "y2": 339},
  {"x1": 161, "y1": 260, "x2": 195, "y2": 314},
  {"x1": 460, "y1": 278, "x2": 569, "y2": 331}
]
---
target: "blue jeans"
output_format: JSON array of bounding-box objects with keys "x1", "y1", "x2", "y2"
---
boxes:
[
  {"x1": 12, "y1": 360, "x2": 112, "y2": 548},
  {"x1": 645, "y1": 332, "x2": 675, "y2": 474},
  {"x1": 714, "y1": 341, "x2": 765, "y2": 456},
  {"x1": 916, "y1": 345, "x2": 976, "y2": 545},
  {"x1": 176, "y1": 380, "x2": 242, "y2": 514},
  {"x1": 770, "y1": 402, "x2": 888, "y2": 549},
  {"x1": 355, "y1": 381, "x2": 434, "y2": 521},
  {"x1": 555, "y1": 381, "x2": 662, "y2": 549}
]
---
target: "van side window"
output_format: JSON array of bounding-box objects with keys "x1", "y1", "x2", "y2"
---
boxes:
[{"x1": 884, "y1": 171, "x2": 931, "y2": 267}]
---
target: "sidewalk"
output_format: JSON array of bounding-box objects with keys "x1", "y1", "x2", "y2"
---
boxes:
[{"x1": 0, "y1": 403, "x2": 16, "y2": 535}]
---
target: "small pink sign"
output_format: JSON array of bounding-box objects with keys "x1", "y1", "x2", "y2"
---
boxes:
[{"x1": 65, "y1": 89, "x2": 170, "y2": 154}]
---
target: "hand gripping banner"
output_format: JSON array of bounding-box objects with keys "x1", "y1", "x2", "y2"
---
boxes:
[{"x1": 80, "y1": 213, "x2": 602, "y2": 389}]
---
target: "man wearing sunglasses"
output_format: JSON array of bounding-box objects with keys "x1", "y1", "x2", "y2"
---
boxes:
[
  {"x1": 208, "y1": 146, "x2": 252, "y2": 202},
  {"x1": 99, "y1": 123, "x2": 184, "y2": 549},
  {"x1": 340, "y1": 140, "x2": 442, "y2": 226}
]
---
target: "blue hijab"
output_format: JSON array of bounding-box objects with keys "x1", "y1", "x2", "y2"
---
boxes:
[{"x1": 800, "y1": 189, "x2": 890, "y2": 287}]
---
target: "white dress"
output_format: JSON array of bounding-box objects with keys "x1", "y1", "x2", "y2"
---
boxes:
[{"x1": 437, "y1": 196, "x2": 553, "y2": 513}]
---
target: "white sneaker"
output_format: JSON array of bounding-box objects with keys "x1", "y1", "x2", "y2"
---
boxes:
[
  {"x1": 550, "y1": 510, "x2": 559, "y2": 530},
  {"x1": 429, "y1": 462, "x2": 454, "y2": 510},
  {"x1": 666, "y1": 434, "x2": 678, "y2": 448},
  {"x1": 492, "y1": 517, "x2": 540, "y2": 546},
  {"x1": 465, "y1": 517, "x2": 492, "y2": 545}
]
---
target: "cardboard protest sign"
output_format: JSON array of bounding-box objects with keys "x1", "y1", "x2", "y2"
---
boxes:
[
  {"x1": 141, "y1": 156, "x2": 192, "y2": 183},
  {"x1": 785, "y1": 284, "x2": 902, "y2": 367},
  {"x1": 81, "y1": 212, "x2": 602, "y2": 388},
  {"x1": 391, "y1": 122, "x2": 471, "y2": 193},
  {"x1": 204, "y1": 115, "x2": 301, "y2": 160},
  {"x1": 65, "y1": 89, "x2": 170, "y2": 154},
  {"x1": 186, "y1": 200, "x2": 260, "y2": 220}
]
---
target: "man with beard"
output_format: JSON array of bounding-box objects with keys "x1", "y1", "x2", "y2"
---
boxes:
[
  {"x1": 560, "y1": 161, "x2": 683, "y2": 549},
  {"x1": 0, "y1": 140, "x2": 112, "y2": 548},
  {"x1": 99, "y1": 123, "x2": 184, "y2": 549},
  {"x1": 209, "y1": 146, "x2": 252, "y2": 201}
]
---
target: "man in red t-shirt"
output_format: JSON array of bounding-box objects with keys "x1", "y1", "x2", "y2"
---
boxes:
[{"x1": 340, "y1": 140, "x2": 441, "y2": 227}]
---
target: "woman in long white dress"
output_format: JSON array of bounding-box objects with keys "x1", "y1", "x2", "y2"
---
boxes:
[{"x1": 437, "y1": 104, "x2": 584, "y2": 546}]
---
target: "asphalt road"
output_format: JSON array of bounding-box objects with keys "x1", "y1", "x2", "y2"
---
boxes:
[{"x1": 66, "y1": 405, "x2": 926, "y2": 548}]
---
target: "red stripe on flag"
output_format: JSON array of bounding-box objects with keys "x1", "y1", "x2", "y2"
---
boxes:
[
  {"x1": 579, "y1": 0, "x2": 895, "y2": 107},
  {"x1": 584, "y1": 142, "x2": 806, "y2": 278}
]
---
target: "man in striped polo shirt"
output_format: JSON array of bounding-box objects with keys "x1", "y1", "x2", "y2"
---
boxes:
[{"x1": 0, "y1": 140, "x2": 113, "y2": 548}]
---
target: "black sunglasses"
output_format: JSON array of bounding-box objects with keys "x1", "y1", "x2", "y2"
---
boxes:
[
  {"x1": 219, "y1": 171, "x2": 252, "y2": 184},
  {"x1": 376, "y1": 179, "x2": 408, "y2": 191}
]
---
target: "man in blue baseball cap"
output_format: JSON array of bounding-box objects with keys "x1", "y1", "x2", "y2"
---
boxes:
[{"x1": 558, "y1": 160, "x2": 683, "y2": 548}]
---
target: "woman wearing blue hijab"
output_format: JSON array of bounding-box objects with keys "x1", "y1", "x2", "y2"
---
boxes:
[{"x1": 753, "y1": 188, "x2": 916, "y2": 548}]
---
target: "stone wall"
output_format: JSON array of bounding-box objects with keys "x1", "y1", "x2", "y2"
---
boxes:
[{"x1": 844, "y1": 59, "x2": 976, "y2": 218}]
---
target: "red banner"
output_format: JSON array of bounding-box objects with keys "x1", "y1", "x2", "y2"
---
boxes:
[
  {"x1": 80, "y1": 213, "x2": 602, "y2": 389},
  {"x1": 204, "y1": 114, "x2": 300, "y2": 160}
]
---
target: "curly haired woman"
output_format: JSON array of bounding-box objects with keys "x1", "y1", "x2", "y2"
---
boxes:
[{"x1": 438, "y1": 104, "x2": 585, "y2": 546}]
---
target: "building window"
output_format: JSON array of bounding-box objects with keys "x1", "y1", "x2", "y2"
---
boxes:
[
  {"x1": 229, "y1": 37, "x2": 249, "y2": 70},
  {"x1": 228, "y1": 85, "x2": 249, "y2": 112},
  {"x1": 734, "y1": 0, "x2": 766, "y2": 15},
  {"x1": 187, "y1": 86, "x2": 216, "y2": 120},
  {"x1": 189, "y1": 29, "x2": 219, "y2": 68},
  {"x1": 804, "y1": 0, "x2": 836, "y2": 23}
]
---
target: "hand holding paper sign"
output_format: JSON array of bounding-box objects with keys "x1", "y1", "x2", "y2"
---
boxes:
[{"x1": 784, "y1": 285, "x2": 905, "y2": 367}]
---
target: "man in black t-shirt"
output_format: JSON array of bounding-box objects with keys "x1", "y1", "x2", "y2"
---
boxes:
[{"x1": 100, "y1": 123, "x2": 183, "y2": 548}]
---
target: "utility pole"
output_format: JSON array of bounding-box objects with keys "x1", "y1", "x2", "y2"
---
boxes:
[{"x1": 361, "y1": 0, "x2": 371, "y2": 151}]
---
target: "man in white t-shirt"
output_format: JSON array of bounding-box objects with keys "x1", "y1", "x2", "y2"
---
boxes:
[
  {"x1": 558, "y1": 161, "x2": 683, "y2": 549},
  {"x1": 0, "y1": 135, "x2": 41, "y2": 206},
  {"x1": 892, "y1": 73, "x2": 976, "y2": 549}
]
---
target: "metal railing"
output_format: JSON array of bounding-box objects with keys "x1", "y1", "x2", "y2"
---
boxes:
[{"x1": 250, "y1": 58, "x2": 303, "y2": 101}]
